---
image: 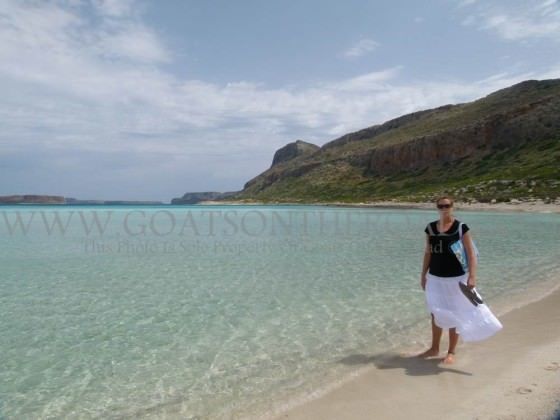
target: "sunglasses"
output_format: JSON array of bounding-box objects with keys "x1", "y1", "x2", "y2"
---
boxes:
[{"x1": 437, "y1": 203, "x2": 452, "y2": 209}]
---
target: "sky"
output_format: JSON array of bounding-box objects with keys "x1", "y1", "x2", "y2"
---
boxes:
[{"x1": 1, "y1": 0, "x2": 559, "y2": 202}]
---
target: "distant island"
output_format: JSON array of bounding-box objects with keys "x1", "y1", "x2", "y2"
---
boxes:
[
  {"x1": 170, "y1": 191, "x2": 240, "y2": 205},
  {"x1": 0, "y1": 195, "x2": 164, "y2": 205},
  {"x1": 0, "y1": 195, "x2": 66, "y2": 205}
]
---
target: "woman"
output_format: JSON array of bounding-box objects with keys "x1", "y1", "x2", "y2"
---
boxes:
[{"x1": 417, "y1": 195, "x2": 503, "y2": 364}]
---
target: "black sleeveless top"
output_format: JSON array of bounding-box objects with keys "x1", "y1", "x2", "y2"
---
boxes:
[{"x1": 424, "y1": 219, "x2": 470, "y2": 277}]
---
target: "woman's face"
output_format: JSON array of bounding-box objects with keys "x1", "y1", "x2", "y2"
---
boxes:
[{"x1": 437, "y1": 199, "x2": 453, "y2": 215}]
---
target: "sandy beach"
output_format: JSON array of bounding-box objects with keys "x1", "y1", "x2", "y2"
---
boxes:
[
  {"x1": 325, "y1": 200, "x2": 560, "y2": 214},
  {"x1": 264, "y1": 283, "x2": 560, "y2": 420},
  {"x1": 198, "y1": 199, "x2": 560, "y2": 214}
]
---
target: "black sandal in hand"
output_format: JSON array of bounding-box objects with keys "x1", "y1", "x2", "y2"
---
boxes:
[{"x1": 459, "y1": 282, "x2": 484, "y2": 306}]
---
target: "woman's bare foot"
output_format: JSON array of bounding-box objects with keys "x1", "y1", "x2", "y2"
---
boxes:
[
  {"x1": 416, "y1": 347, "x2": 439, "y2": 358},
  {"x1": 442, "y1": 352, "x2": 455, "y2": 364}
]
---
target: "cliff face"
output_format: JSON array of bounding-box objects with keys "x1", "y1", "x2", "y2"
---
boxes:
[
  {"x1": 271, "y1": 140, "x2": 319, "y2": 167},
  {"x1": 367, "y1": 94, "x2": 560, "y2": 175},
  {"x1": 243, "y1": 140, "x2": 320, "y2": 192},
  {"x1": 322, "y1": 104, "x2": 456, "y2": 151},
  {"x1": 233, "y1": 78, "x2": 560, "y2": 200}
]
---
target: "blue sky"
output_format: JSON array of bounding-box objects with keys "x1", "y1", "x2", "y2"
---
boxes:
[{"x1": 1, "y1": 0, "x2": 559, "y2": 202}]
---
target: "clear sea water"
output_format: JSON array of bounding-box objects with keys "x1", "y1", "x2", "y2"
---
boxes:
[{"x1": 1, "y1": 205, "x2": 559, "y2": 419}]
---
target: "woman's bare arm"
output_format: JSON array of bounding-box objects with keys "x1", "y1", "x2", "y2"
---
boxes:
[
  {"x1": 421, "y1": 234, "x2": 431, "y2": 290},
  {"x1": 463, "y1": 231, "x2": 477, "y2": 285}
]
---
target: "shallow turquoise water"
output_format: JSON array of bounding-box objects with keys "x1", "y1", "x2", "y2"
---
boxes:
[{"x1": 0, "y1": 205, "x2": 559, "y2": 419}]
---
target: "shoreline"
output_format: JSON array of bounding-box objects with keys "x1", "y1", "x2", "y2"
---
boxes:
[
  {"x1": 2, "y1": 200, "x2": 558, "y2": 214},
  {"x1": 262, "y1": 279, "x2": 560, "y2": 420},
  {"x1": 198, "y1": 200, "x2": 560, "y2": 214}
]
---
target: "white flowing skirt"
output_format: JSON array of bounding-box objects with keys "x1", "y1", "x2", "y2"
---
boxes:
[{"x1": 425, "y1": 272, "x2": 503, "y2": 342}]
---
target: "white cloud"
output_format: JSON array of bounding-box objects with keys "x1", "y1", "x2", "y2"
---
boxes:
[
  {"x1": 91, "y1": 0, "x2": 136, "y2": 17},
  {"x1": 459, "y1": 0, "x2": 560, "y2": 41},
  {"x1": 94, "y1": 24, "x2": 171, "y2": 63},
  {"x1": 1, "y1": 0, "x2": 560, "y2": 200},
  {"x1": 327, "y1": 67, "x2": 403, "y2": 91},
  {"x1": 342, "y1": 38, "x2": 380, "y2": 58}
]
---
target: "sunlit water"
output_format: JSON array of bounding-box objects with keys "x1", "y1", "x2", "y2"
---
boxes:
[{"x1": 1, "y1": 205, "x2": 559, "y2": 419}]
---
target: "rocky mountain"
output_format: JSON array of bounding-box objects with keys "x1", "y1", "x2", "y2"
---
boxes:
[
  {"x1": 270, "y1": 140, "x2": 320, "y2": 167},
  {"x1": 224, "y1": 78, "x2": 560, "y2": 203}
]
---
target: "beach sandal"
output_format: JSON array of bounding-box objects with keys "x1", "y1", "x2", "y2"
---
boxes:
[{"x1": 459, "y1": 282, "x2": 484, "y2": 306}]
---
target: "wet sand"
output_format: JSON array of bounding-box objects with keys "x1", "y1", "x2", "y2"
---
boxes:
[
  {"x1": 198, "y1": 199, "x2": 560, "y2": 214},
  {"x1": 267, "y1": 285, "x2": 560, "y2": 420}
]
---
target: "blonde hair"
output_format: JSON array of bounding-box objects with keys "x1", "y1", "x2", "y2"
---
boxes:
[{"x1": 435, "y1": 195, "x2": 454, "y2": 206}]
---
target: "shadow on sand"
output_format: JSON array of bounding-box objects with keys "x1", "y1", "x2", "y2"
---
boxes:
[{"x1": 337, "y1": 351, "x2": 473, "y2": 377}]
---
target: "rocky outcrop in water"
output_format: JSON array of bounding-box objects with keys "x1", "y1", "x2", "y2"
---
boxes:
[
  {"x1": 0, "y1": 195, "x2": 65, "y2": 204},
  {"x1": 170, "y1": 191, "x2": 240, "y2": 204}
]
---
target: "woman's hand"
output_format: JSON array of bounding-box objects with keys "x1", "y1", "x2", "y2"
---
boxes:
[
  {"x1": 467, "y1": 276, "x2": 476, "y2": 289},
  {"x1": 421, "y1": 275, "x2": 427, "y2": 291}
]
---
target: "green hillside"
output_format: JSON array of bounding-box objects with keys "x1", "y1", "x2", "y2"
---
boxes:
[
  {"x1": 235, "y1": 136, "x2": 560, "y2": 203},
  {"x1": 224, "y1": 79, "x2": 560, "y2": 204}
]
